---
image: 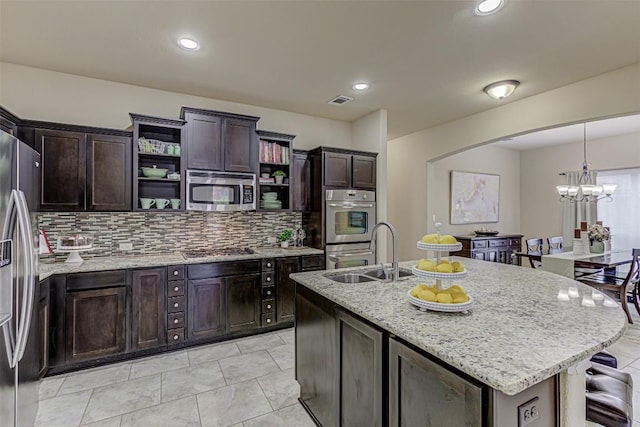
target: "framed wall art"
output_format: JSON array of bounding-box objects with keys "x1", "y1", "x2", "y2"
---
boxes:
[{"x1": 450, "y1": 171, "x2": 500, "y2": 224}]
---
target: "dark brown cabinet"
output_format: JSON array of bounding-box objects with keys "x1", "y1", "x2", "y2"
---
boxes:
[
  {"x1": 38, "y1": 279, "x2": 49, "y2": 377},
  {"x1": 35, "y1": 128, "x2": 131, "y2": 211},
  {"x1": 452, "y1": 234, "x2": 523, "y2": 265},
  {"x1": 337, "y1": 310, "x2": 383, "y2": 427},
  {"x1": 0, "y1": 107, "x2": 19, "y2": 136},
  {"x1": 181, "y1": 107, "x2": 259, "y2": 173},
  {"x1": 188, "y1": 277, "x2": 226, "y2": 340},
  {"x1": 226, "y1": 273, "x2": 261, "y2": 332},
  {"x1": 292, "y1": 150, "x2": 310, "y2": 211},
  {"x1": 276, "y1": 257, "x2": 300, "y2": 324},
  {"x1": 257, "y1": 130, "x2": 294, "y2": 211},
  {"x1": 318, "y1": 149, "x2": 377, "y2": 189},
  {"x1": 131, "y1": 268, "x2": 166, "y2": 351}
]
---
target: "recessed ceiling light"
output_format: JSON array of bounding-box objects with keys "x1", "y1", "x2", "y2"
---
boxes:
[
  {"x1": 475, "y1": 0, "x2": 505, "y2": 15},
  {"x1": 483, "y1": 80, "x2": 520, "y2": 100},
  {"x1": 178, "y1": 38, "x2": 199, "y2": 50},
  {"x1": 352, "y1": 82, "x2": 369, "y2": 91}
]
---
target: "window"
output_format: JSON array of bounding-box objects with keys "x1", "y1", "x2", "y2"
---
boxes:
[{"x1": 597, "y1": 168, "x2": 640, "y2": 251}]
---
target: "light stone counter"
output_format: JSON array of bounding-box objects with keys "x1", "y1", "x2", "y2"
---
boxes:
[
  {"x1": 39, "y1": 247, "x2": 324, "y2": 281},
  {"x1": 290, "y1": 257, "x2": 627, "y2": 396}
]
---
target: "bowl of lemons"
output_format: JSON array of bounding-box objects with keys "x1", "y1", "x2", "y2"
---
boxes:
[
  {"x1": 407, "y1": 283, "x2": 474, "y2": 312},
  {"x1": 416, "y1": 234, "x2": 462, "y2": 251}
]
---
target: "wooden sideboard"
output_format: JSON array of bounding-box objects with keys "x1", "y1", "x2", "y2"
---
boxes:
[{"x1": 452, "y1": 234, "x2": 523, "y2": 265}]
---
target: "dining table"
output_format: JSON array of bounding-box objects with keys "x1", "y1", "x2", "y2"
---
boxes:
[{"x1": 538, "y1": 249, "x2": 633, "y2": 279}]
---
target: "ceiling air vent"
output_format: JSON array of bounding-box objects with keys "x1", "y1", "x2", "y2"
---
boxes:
[{"x1": 328, "y1": 95, "x2": 353, "y2": 106}]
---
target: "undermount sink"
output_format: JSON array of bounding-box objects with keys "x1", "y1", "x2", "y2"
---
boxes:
[
  {"x1": 362, "y1": 268, "x2": 414, "y2": 280},
  {"x1": 323, "y1": 272, "x2": 377, "y2": 284}
]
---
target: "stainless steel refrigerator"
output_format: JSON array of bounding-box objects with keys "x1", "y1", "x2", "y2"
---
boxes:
[{"x1": 0, "y1": 130, "x2": 40, "y2": 427}]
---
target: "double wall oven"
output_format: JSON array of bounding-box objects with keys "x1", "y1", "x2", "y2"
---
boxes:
[{"x1": 324, "y1": 189, "x2": 376, "y2": 268}]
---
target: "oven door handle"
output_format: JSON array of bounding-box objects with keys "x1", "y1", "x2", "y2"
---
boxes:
[
  {"x1": 327, "y1": 203, "x2": 375, "y2": 208},
  {"x1": 328, "y1": 250, "x2": 375, "y2": 261}
]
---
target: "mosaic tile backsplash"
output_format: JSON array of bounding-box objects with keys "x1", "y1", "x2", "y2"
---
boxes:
[{"x1": 39, "y1": 211, "x2": 302, "y2": 263}]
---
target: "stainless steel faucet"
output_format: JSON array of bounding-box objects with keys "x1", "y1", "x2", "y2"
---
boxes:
[{"x1": 370, "y1": 221, "x2": 399, "y2": 282}]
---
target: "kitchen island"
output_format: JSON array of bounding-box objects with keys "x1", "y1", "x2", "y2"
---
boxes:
[{"x1": 290, "y1": 257, "x2": 627, "y2": 426}]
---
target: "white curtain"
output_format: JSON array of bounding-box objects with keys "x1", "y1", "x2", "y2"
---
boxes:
[
  {"x1": 560, "y1": 171, "x2": 598, "y2": 249},
  {"x1": 597, "y1": 168, "x2": 640, "y2": 251}
]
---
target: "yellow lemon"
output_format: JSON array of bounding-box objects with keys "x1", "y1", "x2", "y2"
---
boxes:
[
  {"x1": 410, "y1": 287, "x2": 420, "y2": 298},
  {"x1": 417, "y1": 289, "x2": 437, "y2": 302},
  {"x1": 447, "y1": 284, "x2": 465, "y2": 293},
  {"x1": 436, "y1": 292, "x2": 453, "y2": 303},
  {"x1": 421, "y1": 234, "x2": 439, "y2": 244},
  {"x1": 451, "y1": 292, "x2": 469, "y2": 303},
  {"x1": 451, "y1": 261, "x2": 464, "y2": 272},
  {"x1": 438, "y1": 235, "x2": 457, "y2": 244},
  {"x1": 418, "y1": 259, "x2": 436, "y2": 271},
  {"x1": 436, "y1": 263, "x2": 453, "y2": 273},
  {"x1": 437, "y1": 259, "x2": 450, "y2": 265}
]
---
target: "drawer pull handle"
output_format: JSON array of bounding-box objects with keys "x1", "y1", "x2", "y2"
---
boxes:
[
  {"x1": 173, "y1": 286, "x2": 179, "y2": 292},
  {"x1": 173, "y1": 319, "x2": 179, "y2": 324},
  {"x1": 266, "y1": 304, "x2": 272, "y2": 309},
  {"x1": 266, "y1": 277, "x2": 271, "y2": 282},
  {"x1": 174, "y1": 302, "x2": 179, "y2": 308},
  {"x1": 266, "y1": 318, "x2": 271, "y2": 324},
  {"x1": 267, "y1": 262, "x2": 272, "y2": 268},
  {"x1": 266, "y1": 290, "x2": 272, "y2": 296},
  {"x1": 173, "y1": 270, "x2": 179, "y2": 276},
  {"x1": 173, "y1": 335, "x2": 179, "y2": 340}
]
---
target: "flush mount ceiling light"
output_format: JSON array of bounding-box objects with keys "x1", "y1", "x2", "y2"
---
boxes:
[
  {"x1": 178, "y1": 38, "x2": 199, "y2": 50},
  {"x1": 352, "y1": 82, "x2": 369, "y2": 91},
  {"x1": 475, "y1": 0, "x2": 505, "y2": 15},
  {"x1": 556, "y1": 123, "x2": 617, "y2": 203},
  {"x1": 483, "y1": 80, "x2": 520, "y2": 100}
]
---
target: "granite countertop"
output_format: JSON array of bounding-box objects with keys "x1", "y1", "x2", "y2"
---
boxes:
[
  {"x1": 39, "y1": 247, "x2": 324, "y2": 280},
  {"x1": 290, "y1": 257, "x2": 627, "y2": 396}
]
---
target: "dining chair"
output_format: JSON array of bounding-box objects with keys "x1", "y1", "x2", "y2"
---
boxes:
[
  {"x1": 525, "y1": 238, "x2": 544, "y2": 268},
  {"x1": 578, "y1": 248, "x2": 640, "y2": 324},
  {"x1": 547, "y1": 236, "x2": 563, "y2": 254}
]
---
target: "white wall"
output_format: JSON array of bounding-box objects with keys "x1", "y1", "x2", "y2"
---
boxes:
[
  {"x1": 519, "y1": 130, "x2": 640, "y2": 245},
  {"x1": 0, "y1": 62, "x2": 352, "y2": 150},
  {"x1": 388, "y1": 63, "x2": 640, "y2": 261}
]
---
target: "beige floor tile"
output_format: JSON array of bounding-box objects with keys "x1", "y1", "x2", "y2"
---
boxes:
[
  {"x1": 161, "y1": 360, "x2": 226, "y2": 402},
  {"x1": 256, "y1": 368, "x2": 299, "y2": 410},
  {"x1": 39, "y1": 375, "x2": 66, "y2": 400},
  {"x1": 236, "y1": 333, "x2": 285, "y2": 354},
  {"x1": 120, "y1": 396, "x2": 200, "y2": 427},
  {"x1": 35, "y1": 390, "x2": 92, "y2": 427},
  {"x1": 197, "y1": 380, "x2": 272, "y2": 427},
  {"x1": 129, "y1": 351, "x2": 189, "y2": 379},
  {"x1": 242, "y1": 403, "x2": 315, "y2": 427},
  {"x1": 81, "y1": 415, "x2": 122, "y2": 426},
  {"x1": 277, "y1": 328, "x2": 295, "y2": 345},
  {"x1": 59, "y1": 363, "x2": 132, "y2": 395},
  {"x1": 187, "y1": 342, "x2": 240, "y2": 366},
  {"x1": 268, "y1": 343, "x2": 295, "y2": 370},
  {"x1": 218, "y1": 350, "x2": 280, "y2": 384}
]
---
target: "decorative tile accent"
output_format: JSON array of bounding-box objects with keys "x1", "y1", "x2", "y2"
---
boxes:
[{"x1": 39, "y1": 211, "x2": 302, "y2": 262}]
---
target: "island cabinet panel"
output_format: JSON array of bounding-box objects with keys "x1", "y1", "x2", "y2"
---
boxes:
[
  {"x1": 337, "y1": 310, "x2": 383, "y2": 427},
  {"x1": 187, "y1": 278, "x2": 226, "y2": 340},
  {"x1": 296, "y1": 285, "x2": 339, "y2": 427},
  {"x1": 65, "y1": 287, "x2": 127, "y2": 363},
  {"x1": 388, "y1": 337, "x2": 484, "y2": 427},
  {"x1": 275, "y1": 257, "x2": 300, "y2": 324},
  {"x1": 226, "y1": 273, "x2": 261, "y2": 332},
  {"x1": 131, "y1": 268, "x2": 167, "y2": 351},
  {"x1": 86, "y1": 134, "x2": 132, "y2": 211}
]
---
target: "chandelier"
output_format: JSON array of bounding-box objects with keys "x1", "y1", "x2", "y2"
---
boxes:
[{"x1": 556, "y1": 123, "x2": 617, "y2": 202}]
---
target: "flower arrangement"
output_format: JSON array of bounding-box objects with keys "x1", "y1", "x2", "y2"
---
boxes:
[{"x1": 588, "y1": 224, "x2": 610, "y2": 242}]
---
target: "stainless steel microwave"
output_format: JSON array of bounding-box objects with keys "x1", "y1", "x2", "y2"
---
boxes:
[{"x1": 186, "y1": 170, "x2": 256, "y2": 212}]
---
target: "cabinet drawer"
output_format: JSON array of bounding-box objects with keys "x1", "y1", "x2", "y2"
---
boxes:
[
  {"x1": 262, "y1": 299, "x2": 276, "y2": 313},
  {"x1": 168, "y1": 296, "x2": 185, "y2": 313},
  {"x1": 168, "y1": 312, "x2": 185, "y2": 329},
  {"x1": 262, "y1": 272, "x2": 275, "y2": 286},
  {"x1": 167, "y1": 328, "x2": 185, "y2": 343},
  {"x1": 489, "y1": 239, "x2": 508, "y2": 247},
  {"x1": 168, "y1": 281, "x2": 185, "y2": 297},
  {"x1": 262, "y1": 286, "x2": 276, "y2": 299},
  {"x1": 168, "y1": 265, "x2": 185, "y2": 280},
  {"x1": 262, "y1": 258, "x2": 275, "y2": 271},
  {"x1": 510, "y1": 239, "x2": 522, "y2": 248},
  {"x1": 66, "y1": 270, "x2": 127, "y2": 291},
  {"x1": 472, "y1": 241, "x2": 487, "y2": 249},
  {"x1": 262, "y1": 313, "x2": 275, "y2": 327}
]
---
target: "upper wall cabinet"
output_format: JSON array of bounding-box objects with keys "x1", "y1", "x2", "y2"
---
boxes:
[
  {"x1": 310, "y1": 147, "x2": 378, "y2": 190},
  {"x1": 0, "y1": 106, "x2": 20, "y2": 137},
  {"x1": 130, "y1": 113, "x2": 186, "y2": 212},
  {"x1": 180, "y1": 107, "x2": 259, "y2": 173},
  {"x1": 29, "y1": 125, "x2": 132, "y2": 211}
]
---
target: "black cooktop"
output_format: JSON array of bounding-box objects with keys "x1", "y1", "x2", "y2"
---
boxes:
[{"x1": 182, "y1": 247, "x2": 255, "y2": 259}]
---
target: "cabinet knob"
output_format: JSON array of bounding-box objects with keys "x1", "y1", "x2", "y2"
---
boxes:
[
  {"x1": 173, "y1": 286, "x2": 179, "y2": 292},
  {"x1": 266, "y1": 318, "x2": 272, "y2": 324},
  {"x1": 174, "y1": 302, "x2": 179, "y2": 308},
  {"x1": 266, "y1": 304, "x2": 272, "y2": 310},
  {"x1": 173, "y1": 319, "x2": 179, "y2": 324},
  {"x1": 267, "y1": 290, "x2": 272, "y2": 296},
  {"x1": 173, "y1": 335, "x2": 179, "y2": 340},
  {"x1": 266, "y1": 277, "x2": 271, "y2": 282},
  {"x1": 267, "y1": 262, "x2": 272, "y2": 268},
  {"x1": 173, "y1": 270, "x2": 179, "y2": 276}
]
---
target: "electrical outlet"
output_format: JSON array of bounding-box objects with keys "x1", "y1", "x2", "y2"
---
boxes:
[
  {"x1": 518, "y1": 396, "x2": 539, "y2": 426},
  {"x1": 119, "y1": 243, "x2": 133, "y2": 251},
  {"x1": 267, "y1": 237, "x2": 277, "y2": 244}
]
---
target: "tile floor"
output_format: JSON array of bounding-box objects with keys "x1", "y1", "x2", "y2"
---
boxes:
[
  {"x1": 37, "y1": 315, "x2": 640, "y2": 427},
  {"x1": 36, "y1": 328, "x2": 315, "y2": 427}
]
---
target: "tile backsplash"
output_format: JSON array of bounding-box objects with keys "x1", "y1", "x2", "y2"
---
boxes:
[{"x1": 39, "y1": 211, "x2": 302, "y2": 263}]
